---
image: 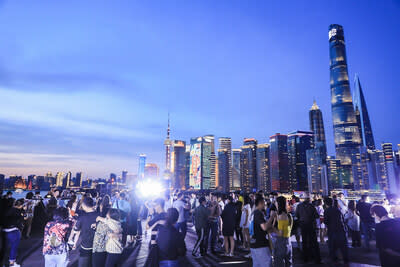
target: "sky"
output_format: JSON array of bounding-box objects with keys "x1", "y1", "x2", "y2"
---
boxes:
[{"x1": 0, "y1": 0, "x2": 399, "y2": 178}]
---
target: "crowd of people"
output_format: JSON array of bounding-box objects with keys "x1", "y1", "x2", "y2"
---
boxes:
[{"x1": 0, "y1": 188, "x2": 400, "y2": 267}]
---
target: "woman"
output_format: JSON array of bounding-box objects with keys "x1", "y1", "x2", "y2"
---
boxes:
[
  {"x1": 315, "y1": 199, "x2": 326, "y2": 243},
  {"x1": 94, "y1": 208, "x2": 123, "y2": 267},
  {"x1": 43, "y1": 207, "x2": 73, "y2": 267},
  {"x1": 272, "y1": 196, "x2": 293, "y2": 267},
  {"x1": 240, "y1": 196, "x2": 252, "y2": 251},
  {"x1": 234, "y1": 200, "x2": 243, "y2": 248},
  {"x1": 221, "y1": 196, "x2": 237, "y2": 257},
  {"x1": 157, "y1": 208, "x2": 186, "y2": 267},
  {"x1": 344, "y1": 200, "x2": 360, "y2": 247},
  {"x1": 23, "y1": 192, "x2": 35, "y2": 238},
  {"x1": 127, "y1": 193, "x2": 139, "y2": 246},
  {"x1": 3, "y1": 198, "x2": 25, "y2": 267},
  {"x1": 371, "y1": 204, "x2": 400, "y2": 267}
]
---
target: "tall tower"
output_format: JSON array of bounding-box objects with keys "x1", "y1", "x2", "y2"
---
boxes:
[
  {"x1": 219, "y1": 138, "x2": 232, "y2": 189},
  {"x1": 309, "y1": 100, "x2": 327, "y2": 161},
  {"x1": 164, "y1": 113, "x2": 172, "y2": 172},
  {"x1": 138, "y1": 154, "x2": 146, "y2": 178},
  {"x1": 353, "y1": 74, "x2": 375, "y2": 150},
  {"x1": 240, "y1": 138, "x2": 258, "y2": 193},
  {"x1": 329, "y1": 24, "x2": 361, "y2": 188},
  {"x1": 270, "y1": 133, "x2": 289, "y2": 192}
]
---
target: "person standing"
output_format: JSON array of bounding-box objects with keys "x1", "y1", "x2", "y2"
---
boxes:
[
  {"x1": 241, "y1": 196, "x2": 252, "y2": 251},
  {"x1": 172, "y1": 193, "x2": 190, "y2": 239},
  {"x1": 324, "y1": 198, "x2": 349, "y2": 265},
  {"x1": 356, "y1": 195, "x2": 374, "y2": 251},
  {"x1": 43, "y1": 207, "x2": 73, "y2": 267},
  {"x1": 250, "y1": 196, "x2": 272, "y2": 267},
  {"x1": 112, "y1": 192, "x2": 131, "y2": 247},
  {"x1": 157, "y1": 208, "x2": 187, "y2": 267},
  {"x1": 371, "y1": 205, "x2": 400, "y2": 267},
  {"x1": 221, "y1": 196, "x2": 237, "y2": 257},
  {"x1": 207, "y1": 194, "x2": 221, "y2": 254},
  {"x1": 295, "y1": 194, "x2": 321, "y2": 264},
  {"x1": 344, "y1": 200, "x2": 361, "y2": 247},
  {"x1": 192, "y1": 196, "x2": 209, "y2": 258},
  {"x1": 69, "y1": 197, "x2": 99, "y2": 267}
]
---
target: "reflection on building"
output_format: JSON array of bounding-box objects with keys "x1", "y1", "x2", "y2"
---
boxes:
[
  {"x1": 256, "y1": 143, "x2": 271, "y2": 193},
  {"x1": 240, "y1": 138, "x2": 258, "y2": 193},
  {"x1": 270, "y1": 134, "x2": 289, "y2": 192}
]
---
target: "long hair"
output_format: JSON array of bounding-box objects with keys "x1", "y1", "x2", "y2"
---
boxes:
[{"x1": 276, "y1": 196, "x2": 287, "y2": 215}]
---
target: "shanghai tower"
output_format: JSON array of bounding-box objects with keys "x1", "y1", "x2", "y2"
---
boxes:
[{"x1": 328, "y1": 24, "x2": 361, "y2": 187}]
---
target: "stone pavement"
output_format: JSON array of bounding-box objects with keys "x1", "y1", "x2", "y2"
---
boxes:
[{"x1": 15, "y1": 226, "x2": 382, "y2": 267}]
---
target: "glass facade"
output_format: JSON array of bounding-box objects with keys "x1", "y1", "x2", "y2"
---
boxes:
[
  {"x1": 309, "y1": 101, "x2": 327, "y2": 162},
  {"x1": 219, "y1": 137, "x2": 232, "y2": 189},
  {"x1": 138, "y1": 154, "x2": 146, "y2": 179},
  {"x1": 306, "y1": 147, "x2": 328, "y2": 195},
  {"x1": 353, "y1": 75, "x2": 376, "y2": 150},
  {"x1": 256, "y1": 144, "x2": 271, "y2": 192},
  {"x1": 240, "y1": 138, "x2": 257, "y2": 193},
  {"x1": 269, "y1": 134, "x2": 289, "y2": 192},
  {"x1": 329, "y1": 24, "x2": 361, "y2": 188},
  {"x1": 218, "y1": 149, "x2": 230, "y2": 192},
  {"x1": 327, "y1": 156, "x2": 342, "y2": 191},
  {"x1": 232, "y1": 149, "x2": 241, "y2": 189},
  {"x1": 382, "y1": 143, "x2": 397, "y2": 194},
  {"x1": 171, "y1": 140, "x2": 186, "y2": 190}
]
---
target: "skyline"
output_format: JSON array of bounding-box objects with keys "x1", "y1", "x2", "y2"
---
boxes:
[{"x1": 1, "y1": 1, "x2": 400, "y2": 177}]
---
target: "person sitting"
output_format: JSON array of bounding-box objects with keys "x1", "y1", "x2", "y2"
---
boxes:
[{"x1": 156, "y1": 208, "x2": 186, "y2": 267}]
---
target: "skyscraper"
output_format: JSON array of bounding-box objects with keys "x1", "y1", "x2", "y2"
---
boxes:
[
  {"x1": 144, "y1": 163, "x2": 159, "y2": 177},
  {"x1": 307, "y1": 145, "x2": 328, "y2": 195},
  {"x1": 138, "y1": 154, "x2": 146, "y2": 179},
  {"x1": 219, "y1": 138, "x2": 232, "y2": 189},
  {"x1": 164, "y1": 113, "x2": 172, "y2": 172},
  {"x1": 76, "y1": 172, "x2": 83, "y2": 187},
  {"x1": 232, "y1": 149, "x2": 241, "y2": 189},
  {"x1": 218, "y1": 148, "x2": 230, "y2": 192},
  {"x1": 189, "y1": 136, "x2": 214, "y2": 190},
  {"x1": 171, "y1": 140, "x2": 186, "y2": 189},
  {"x1": 382, "y1": 143, "x2": 397, "y2": 193},
  {"x1": 326, "y1": 156, "x2": 342, "y2": 190},
  {"x1": 309, "y1": 100, "x2": 327, "y2": 160},
  {"x1": 287, "y1": 131, "x2": 314, "y2": 191},
  {"x1": 329, "y1": 24, "x2": 361, "y2": 188},
  {"x1": 256, "y1": 143, "x2": 271, "y2": 192},
  {"x1": 63, "y1": 171, "x2": 72, "y2": 188},
  {"x1": 270, "y1": 133, "x2": 289, "y2": 192},
  {"x1": 354, "y1": 74, "x2": 375, "y2": 150},
  {"x1": 205, "y1": 135, "x2": 216, "y2": 189},
  {"x1": 240, "y1": 138, "x2": 258, "y2": 193},
  {"x1": 185, "y1": 144, "x2": 191, "y2": 189},
  {"x1": 56, "y1": 172, "x2": 64, "y2": 187},
  {"x1": 121, "y1": 170, "x2": 128, "y2": 184}
]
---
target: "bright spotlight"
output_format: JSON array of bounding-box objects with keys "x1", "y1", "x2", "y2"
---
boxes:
[{"x1": 136, "y1": 179, "x2": 164, "y2": 198}]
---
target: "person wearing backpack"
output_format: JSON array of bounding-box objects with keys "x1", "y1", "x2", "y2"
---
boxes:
[
  {"x1": 271, "y1": 196, "x2": 293, "y2": 267},
  {"x1": 43, "y1": 207, "x2": 73, "y2": 267}
]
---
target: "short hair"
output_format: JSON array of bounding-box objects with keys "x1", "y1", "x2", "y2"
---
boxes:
[
  {"x1": 107, "y1": 208, "x2": 121, "y2": 221},
  {"x1": 25, "y1": 192, "x2": 34, "y2": 199},
  {"x1": 361, "y1": 195, "x2": 368, "y2": 201},
  {"x1": 53, "y1": 207, "x2": 69, "y2": 221},
  {"x1": 15, "y1": 198, "x2": 25, "y2": 207},
  {"x1": 325, "y1": 197, "x2": 333, "y2": 207},
  {"x1": 166, "y1": 208, "x2": 179, "y2": 225},
  {"x1": 370, "y1": 204, "x2": 388, "y2": 218},
  {"x1": 338, "y1": 192, "x2": 344, "y2": 196},
  {"x1": 6, "y1": 191, "x2": 12, "y2": 196},
  {"x1": 82, "y1": 196, "x2": 94, "y2": 208},
  {"x1": 120, "y1": 192, "x2": 126, "y2": 198},
  {"x1": 177, "y1": 192, "x2": 183, "y2": 199},
  {"x1": 154, "y1": 198, "x2": 165, "y2": 208},
  {"x1": 228, "y1": 196, "x2": 233, "y2": 202},
  {"x1": 199, "y1": 196, "x2": 206, "y2": 204},
  {"x1": 255, "y1": 197, "x2": 265, "y2": 207}
]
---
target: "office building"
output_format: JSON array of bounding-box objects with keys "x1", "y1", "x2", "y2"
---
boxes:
[
  {"x1": 307, "y1": 145, "x2": 328, "y2": 195},
  {"x1": 56, "y1": 172, "x2": 64, "y2": 187},
  {"x1": 354, "y1": 74, "x2": 375, "y2": 150},
  {"x1": 287, "y1": 131, "x2": 314, "y2": 191},
  {"x1": 382, "y1": 143, "x2": 397, "y2": 194},
  {"x1": 185, "y1": 145, "x2": 191, "y2": 189},
  {"x1": 329, "y1": 24, "x2": 361, "y2": 188},
  {"x1": 164, "y1": 114, "x2": 172, "y2": 172},
  {"x1": 270, "y1": 133, "x2": 289, "y2": 192},
  {"x1": 256, "y1": 143, "x2": 271, "y2": 192},
  {"x1": 138, "y1": 154, "x2": 146, "y2": 179},
  {"x1": 0, "y1": 174, "x2": 4, "y2": 192},
  {"x1": 189, "y1": 136, "x2": 214, "y2": 190},
  {"x1": 309, "y1": 100, "x2": 327, "y2": 161},
  {"x1": 240, "y1": 138, "x2": 258, "y2": 193},
  {"x1": 218, "y1": 149, "x2": 230, "y2": 192},
  {"x1": 63, "y1": 171, "x2": 72, "y2": 188},
  {"x1": 121, "y1": 170, "x2": 128, "y2": 184},
  {"x1": 327, "y1": 156, "x2": 342, "y2": 191},
  {"x1": 351, "y1": 147, "x2": 370, "y2": 190},
  {"x1": 219, "y1": 138, "x2": 232, "y2": 189},
  {"x1": 232, "y1": 149, "x2": 241, "y2": 189},
  {"x1": 171, "y1": 140, "x2": 186, "y2": 189},
  {"x1": 205, "y1": 135, "x2": 216, "y2": 189},
  {"x1": 144, "y1": 163, "x2": 159, "y2": 178},
  {"x1": 76, "y1": 172, "x2": 83, "y2": 187}
]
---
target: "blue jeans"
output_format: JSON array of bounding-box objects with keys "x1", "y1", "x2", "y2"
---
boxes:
[
  {"x1": 44, "y1": 253, "x2": 69, "y2": 267},
  {"x1": 5, "y1": 230, "x2": 21, "y2": 261},
  {"x1": 159, "y1": 259, "x2": 180, "y2": 267},
  {"x1": 175, "y1": 222, "x2": 187, "y2": 239},
  {"x1": 251, "y1": 246, "x2": 272, "y2": 267},
  {"x1": 360, "y1": 221, "x2": 374, "y2": 250}
]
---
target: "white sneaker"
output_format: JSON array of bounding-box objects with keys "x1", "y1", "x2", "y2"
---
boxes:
[{"x1": 10, "y1": 263, "x2": 21, "y2": 267}]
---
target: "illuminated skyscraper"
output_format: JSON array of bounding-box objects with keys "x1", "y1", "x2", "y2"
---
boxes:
[
  {"x1": 138, "y1": 154, "x2": 146, "y2": 178},
  {"x1": 270, "y1": 134, "x2": 289, "y2": 192},
  {"x1": 329, "y1": 24, "x2": 361, "y2": 188},
  {"x1": 309, "y1": 100, "x2": 327, "y2": 161},
  {"x1": 185, "y1": 144, "x2": 190, "y2": 189},
  {"x1": 232, "y1": 149, "x2": 241, "y2": 189},
  {"x1": 76, "y1": 172, "x2": 83, "y2": 187},
  {"x1": 240, "y1": 138, "x2": 257, "y2": 193},
  {"x1": 202, "y1": 135, "x2": 214, "y2": 189},
  {"x1": 121, "y1": 170, "x2": 128, "y2": 184},
  {"x1": 256, "y1": 143, "x2": 271, "y2": 192},
  {"x1": 171, "y1": 140, "x2": 186, "y2": 189},
  {"x1": 189, "y1": 136, "x2": 214, "y2": 190},
  {"x1": 382, "y1": 143, "x2": 397, "y2": 193},
  {"x1": 204, "y1": 135, "x2": 216, "y2": 189},
  {"x1": 288, "y1": 131, "x2": 314, "y2": 191},
  {"x1": 219, "y1": 138, "x2": 232, "y2": 189},
  {"x1": 307, "y1": 145, "x2": 328, "y2": 195},
  {"x1": 164, "y1": 114, "x2": 172, "y2": 172},
  {"x1": 326, "y1": 156, "x2": 342, "y2": 190},
  {"x1": 63, "y1": 171, "x2": 72, "y2": 188},
  {"x1": 354, "y1": 74, "x2": 375, "y2": 150},
  {"x1": 144, "y1": 163, "x2": 159, "y2": 177},
  {"x1": 56, "y1": 172, "x2": 64, "y2": 187},
  {"x1": 218, "y1": 148, "x2": 230, "y2": 192}
]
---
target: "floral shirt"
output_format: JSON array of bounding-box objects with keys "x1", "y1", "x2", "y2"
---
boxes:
[
  {"x1": 43, "y1": 220, "x2": 73, "y2": 255},
  {"x1": 93, "y1": 220, "x2": 111, "y2": 253}
]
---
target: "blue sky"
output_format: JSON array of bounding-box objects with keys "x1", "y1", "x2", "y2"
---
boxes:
[{"x1": 0, "y1": 0, "x2": 399, "y2": 178}]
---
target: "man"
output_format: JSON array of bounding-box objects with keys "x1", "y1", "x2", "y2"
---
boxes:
[
  {"x1": 172, "y1": 193, "x2": 190, "y2": 239},
  {"x1": 112, "y1": 192, "x2": 131, "y2": 246},
  {"x1": 69, "y1": 197, "x2": 99, "y2": 267},
  {"x1": 192, "y1": 196, "x2": 209, "y2": 258},
  {"x1": 356, "y1": 195, "x2": 374, "y2": 251},
  {"x1": 207, "y1": 194, "x2": 221, "y2": 254},
  {"x1": 164, "y1": 192, "x2": 172, "y2": 211},
  {"x1": 147, "y1": 198, "x2": 166, "y2": 246},
  {"x1": 250, "y1": 196, "x2": 272, "y2": 267},
  {"x1": 295, "y1": 194, "x2": 321, "y2": 264},
  {"x1": 324, "y1": 198, "x2": 348, "y2": 264}
]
